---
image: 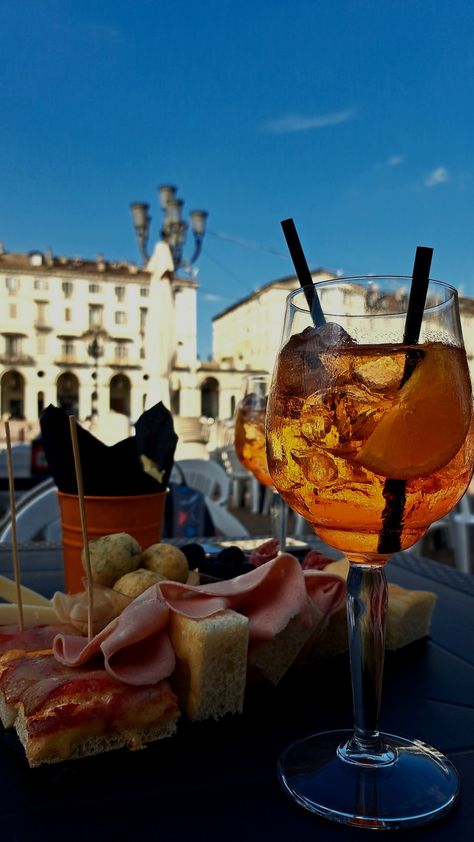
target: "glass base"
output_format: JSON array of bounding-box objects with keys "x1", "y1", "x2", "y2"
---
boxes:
[{"x1": 278, "y1": 730, "x2": 460, "y2": 830}]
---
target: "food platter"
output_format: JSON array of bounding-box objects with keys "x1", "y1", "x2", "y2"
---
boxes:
[{"x1": 1, "y1": 552, "x2": 473, "y2": 841}]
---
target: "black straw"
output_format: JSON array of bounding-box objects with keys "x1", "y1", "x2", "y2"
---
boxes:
[
  {"x1": 377, "y1": 245, "x2": 433, "y2": 555},
  {"x1": 403, "y1": 246, "x2": 433, "y2": 344},
  {"x1": 280, "y1": 218, "x2": 326, "y2": 327}
]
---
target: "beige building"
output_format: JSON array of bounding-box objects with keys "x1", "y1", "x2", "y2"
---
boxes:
[
  {"x1": 0, "y1": 242, "x2": 204, "y2": 434},
  {"x1": 213, "y1": 275, "x2": 474, "y2": 386},
  {"x1": 212, "y1": 269, "x2": 337, "y2": 377},
  {"x1": 2, "y1": 242, "x2": 473, "y2": 445}
]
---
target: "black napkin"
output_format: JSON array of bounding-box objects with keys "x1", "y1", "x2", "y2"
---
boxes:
[{"x1": 40, "y1": 403, "x2": 178, "y2": 496}]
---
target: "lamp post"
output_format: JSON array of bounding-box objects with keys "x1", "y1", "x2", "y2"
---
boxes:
[
  {"x1": 84, "y1": 332, "x2": 105, "y2": 416},
  {"x1": 129, "y1": 202, "x2": 151, "y2": 265},
  {"x1": 130, "y1": 185, "x2": 208, "y2": 271}
]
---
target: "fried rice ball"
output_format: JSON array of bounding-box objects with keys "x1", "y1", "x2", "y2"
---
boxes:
[
  {"x1": 113, "y1": 568, "x2": 166, "y2": 599},
  {"x1": 141, "y1": 543, "x2": 189, "y2": 583},
  {"x1": 83, "y1": 532, "x2": 142, "y2": 588}
]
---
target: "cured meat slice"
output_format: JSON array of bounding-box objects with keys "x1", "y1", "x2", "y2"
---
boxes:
[
  {"x1": 53, "y1": 555, "x2": 345, "y2": 686},
  {"x1": 249, "y1": 538, "x2": 279, "y2": 567},
  {"x1": 0, "y1": 624, "x2": 74, "y2": 657}
]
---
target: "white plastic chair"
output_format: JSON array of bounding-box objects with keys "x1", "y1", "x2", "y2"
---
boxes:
[
  {"x1": 204, "y1": 498, "x2": 250, "y2": 538},
  {"x1": 220, "y1": 447, "x2": 254, "y2": 508},
  {"x1": 171, "y1": 459, "x2": 230, "y2": 506},
  {"x1": 406, "y1": 491, "x2": 473, "y2": 574},
  {"x1": 451, "y1": 492, "x2": 474, "y2": 574},
  {"x1": 0, "y1": 478, "x2": 60, "y2": 542},
  {"x1": 0, "y1": 443, "x2": 32, "y2": 479}
]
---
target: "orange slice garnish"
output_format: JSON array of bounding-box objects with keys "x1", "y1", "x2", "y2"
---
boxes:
[{"x1": 355, "y1": 345, "x2": 472, "y2": 479}]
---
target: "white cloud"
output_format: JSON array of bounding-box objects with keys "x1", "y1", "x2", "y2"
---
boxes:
[
  {"x1": 425, "y1": 166, "x2": 449, "y2": 187},
  {"x1": 262, "y1": 108, "x2": 355, "y2": 134},
  {"x1": 387, "y1": 155, "x2": 404, "y2": 167},
  {"x1": 202, "y1": 292, "x2": 227, "y2": 302}
]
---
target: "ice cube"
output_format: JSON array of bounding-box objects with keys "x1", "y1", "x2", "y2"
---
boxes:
[
  {"x1": 277, "y1": 324, "x2": 354, "y2": 398},
  {"x1": 354, "y1": 357, "x2": 402, "y2": 393},
  {"x1": 277, "y1": 328, "x2": 325, "y2": 388},
  {"x1": 291, "y1": 448, "x2": 338, "y2": 486},
  {"x1": 301, "y1": 385, "x2": 383, "y2": 453},
  {"x1": 314, "y1": 321, "x2": 354, "y2": 348}
]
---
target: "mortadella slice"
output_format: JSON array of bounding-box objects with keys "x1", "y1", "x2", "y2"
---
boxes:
[
  {"x1": 52, "y1": 554, "x2": 345, "y2": 686},
  {"x1": 53, "y1": 593, "x2": 174, "y2": 685}
]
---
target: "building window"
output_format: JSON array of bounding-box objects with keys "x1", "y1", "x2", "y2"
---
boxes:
[
  {"x1": 115, "y1": 311, "x2": 127, "y2": 325},
  {"x1": 62, "y1": 281, "x2": 73, "y2": 297},
  {"x1": 34, "y1": 278, "x2": 48, "y2": 290},
  {"x1": 5, "y1": 335, "x2": 21, "y2": 356},
  {"x1": 140, "y1": 286, "x2": 149, "y2": 298},
  {"x1": 62, "y1": 340, "x2": 75, "y2": 357},
  {"x1": 65, "y1": 307, "x2": 72, "y2": 322},
  {"x1": 115, "y1": 285, "x2": 125, "y2": 301},
  {"x1": 139, "y1": 307, "x2": 147, "y2": 332},
  {"x1": 115, "y1": 343, "x2": 128, "y2": 360},
  {"x1": 35, "y1": 301, "x2": 47, "y2": 324},
  {"x1": 89, "y1": 283, "x2": 102, "y2": 294},
  {"x1": 6, "y1": 276, "x2": 19, "y2": 293},
  {"x1": 89, "y1": 305, "x2": 103, "y2": 328},
  {"x1": 140, "y1": 346, "x2": 145, "y2": 359},
  {"x1": 37, "y1": 335, "x2": 46, "y2": 354},
  {"x1": 9, "y1": 303, "x2": 17, "y2": 318}
]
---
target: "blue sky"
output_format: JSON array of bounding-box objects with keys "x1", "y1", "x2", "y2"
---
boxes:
[{"x1": 1, "y1": 0, "x2": 473, "y2": 358}]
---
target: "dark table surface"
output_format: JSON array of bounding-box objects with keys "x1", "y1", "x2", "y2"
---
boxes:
[{"x1": 0, "y1": 541, "x2": 473, "y2": 842}]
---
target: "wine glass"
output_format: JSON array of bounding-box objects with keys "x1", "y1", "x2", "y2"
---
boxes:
[
  {"x1": 266, "y1": 277, "x2": 474, "y2": 829},
  {"x1": 234, "y1": 374, "x2": 288, "y2": 549}
]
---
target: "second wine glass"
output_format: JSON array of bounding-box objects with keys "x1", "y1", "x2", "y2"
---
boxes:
[{"x1": 234, "y1": 374, "x2": 288, "y2": 549}]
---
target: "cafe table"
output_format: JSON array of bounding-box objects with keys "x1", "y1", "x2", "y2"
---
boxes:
[{"x1": 0, "y1": 540, "x2": 473, "y2": 842}]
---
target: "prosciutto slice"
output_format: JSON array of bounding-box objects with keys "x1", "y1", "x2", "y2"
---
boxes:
[{"x1": 53, "y1": 554, "x2": 345, "y2": 686}]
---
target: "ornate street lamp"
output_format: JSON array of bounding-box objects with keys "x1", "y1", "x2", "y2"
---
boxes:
[
  {"x1": 130, "y1": 185, "x2": 208, "y2": 271},
  {"x1": 82, "y1": 330, "x2": 106, "y2": 416},
  {"x1": 129, "y1": 202, "x2": 151, "y2": 265}
]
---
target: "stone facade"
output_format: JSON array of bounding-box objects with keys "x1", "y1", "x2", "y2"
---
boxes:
[
  {"x1": 1, "y1": 243, "x2": 473, "y2": 444},
  {"x1": 0, "y1": 243, "x2": 200, "y2": 434},
  {"x1": 212, "y1": 276, "x2": 474, "y2": 385},
  {"x1": 212, "y1": 269, "x2": 336, "y2": 374}
]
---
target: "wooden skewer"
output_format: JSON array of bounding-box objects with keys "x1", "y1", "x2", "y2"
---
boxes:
[
  {"x1": 68, "y1": 415, "x2": 94, "y2": 642},
  {"x1": 4, "y1": 421, "x2": 24, "y2": 632}
]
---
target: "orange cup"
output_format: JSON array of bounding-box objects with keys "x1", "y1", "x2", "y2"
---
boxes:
[{"x1": 57, "y1": 490, "x2": 167, "y2": 593}]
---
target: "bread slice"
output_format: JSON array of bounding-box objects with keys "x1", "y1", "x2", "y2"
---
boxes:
[
  {"x1": 0, "y1": 648, "x2": 54, "y2": 729},
  {"x1": 169, "y1": 610, "x2": 249, "y2": 721},
  {"x1": 384, "y1": 583, "x2": 437, "y2": 651},
  {"x1": 249, "y1": 600, "x2": 323, "y2": 685},
  {"x1": 13, "y1": 674, "x2": 179, "y2": 768},
  {"x1": 313, "y1": 558, "x2": 437, "y2": 657},
  {"x1": 0, "y1": 690, "x2": 17, "y2": 729},
  {"x1": 15, "y1": 704, "x2": 178, "y2": 768}
]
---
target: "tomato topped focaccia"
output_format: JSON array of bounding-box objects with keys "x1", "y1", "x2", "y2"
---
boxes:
[{"x1": 0, "y1": 629, "x2": 179, "y2": 768}]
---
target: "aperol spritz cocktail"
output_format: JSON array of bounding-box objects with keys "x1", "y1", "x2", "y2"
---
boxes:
[
  {"x1": 268, "y1": 337, "x2": 473, "y2": 560},
  {"x1": 235, "y1": 374, "x2": 288, "y2": 548},
  {"x1": 235, "y1": 375, "x2": 273, "y2": 487},
  {"x1": 266, "y1": 277, "x2": 474, "y2": 829}
]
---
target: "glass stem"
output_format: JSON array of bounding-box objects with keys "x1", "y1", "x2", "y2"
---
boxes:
[{"x1": 340, "y1": 562, "x2": 395, "y2": 765}]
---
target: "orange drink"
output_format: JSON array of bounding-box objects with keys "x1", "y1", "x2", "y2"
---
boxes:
[
  {"x1": 267, "y1": 337, "x2": 473, "y2": 559},
  {"x1": 235, "y1": 375, "x2": 273, "y2": 487},
  {"x1": 235, "y1": 402, "x2": 273, "y2": 487}
]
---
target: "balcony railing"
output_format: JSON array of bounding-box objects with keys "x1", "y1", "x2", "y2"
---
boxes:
[
  {"x1": 0, "y1": 353, "x2": 35, "y2": 366},
  {"x1": 34, "y1": 320, "x2": 53, "y2": 331},
  {"x1": 54, "y1": 354, "x2": 80, "y2": 365}
]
